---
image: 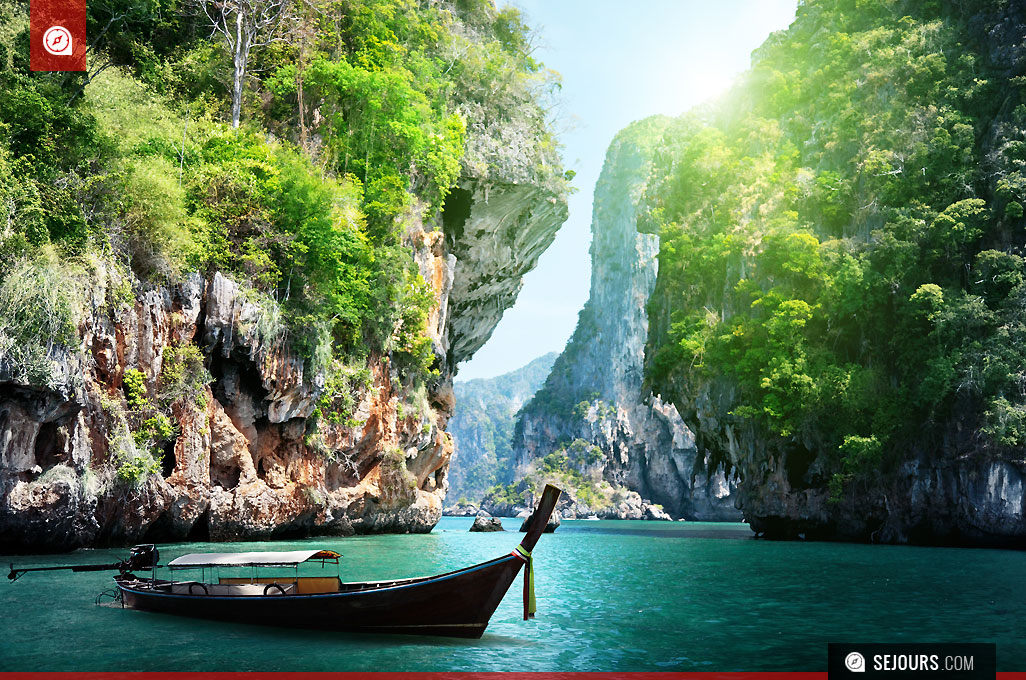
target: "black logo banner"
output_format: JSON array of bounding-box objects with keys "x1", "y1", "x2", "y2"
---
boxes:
[{"x1": 829, "y1": 643, "x2": 996, "y2": 680}]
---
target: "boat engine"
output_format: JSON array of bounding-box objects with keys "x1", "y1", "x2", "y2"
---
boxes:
[
  {"x1": 120, "y1": 545, "x2": 159, "y2": 575},
  {"x1": 8, "y1": 544, "x2": 160, "y2": 582}
]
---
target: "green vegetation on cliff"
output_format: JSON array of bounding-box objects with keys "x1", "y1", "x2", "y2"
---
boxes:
[
  {"x1": 482, "y1": 439, "x2": 624, "y2": 514},
  {"x1": 643, "y1": 0, "x2": 1026, "y2": 494},
  {"x1": 0, "y1": 0, "x2": 564, "y2": 395}
]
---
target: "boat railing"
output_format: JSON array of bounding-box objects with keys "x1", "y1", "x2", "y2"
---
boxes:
[{"x1": 164, "y1": 553, "x2": 341, "y2": 594}]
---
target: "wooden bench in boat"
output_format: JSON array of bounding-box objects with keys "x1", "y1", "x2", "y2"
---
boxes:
[
  {"x1": 217, "y1": 576, "x2": 340, "y2": 594},
  {"x1": 169, "y1": 581, "x2": 298, "y2": 596}
]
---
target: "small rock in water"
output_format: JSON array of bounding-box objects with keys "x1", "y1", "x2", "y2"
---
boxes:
[
  {"x1": 642, "y1": 504, "x2": 673, "y2": 521},
  {"x1": 469, "y1": 516, "x2": 504, "y2": 532},
  {"x1": 519, "y1": 511, "x2": 560, "y2": 533}
]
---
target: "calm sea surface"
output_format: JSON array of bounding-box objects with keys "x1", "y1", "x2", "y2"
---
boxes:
[{"x1": 1, "y1": 518, "x2": 1023, "y2": 671}]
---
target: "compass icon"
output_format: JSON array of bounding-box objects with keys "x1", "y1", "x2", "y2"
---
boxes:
[{"x1": 43, "y1": 26, "x2": 73, "y2": 56}]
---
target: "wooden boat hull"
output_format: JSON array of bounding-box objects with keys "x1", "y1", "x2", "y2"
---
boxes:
[
  {"x1": 103, "y1": 485, "x2": 563, "y2": 638},
  {"x1": 115, "y1": 553, "x2": 523, "y2": 639},
  {"x1": 10, "y1": 487, "x2": 562, "y2": 638}
]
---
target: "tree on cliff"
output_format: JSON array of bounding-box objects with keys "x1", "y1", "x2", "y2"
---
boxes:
[
  {"x1": 198, "y1": 0, "x2": 291, "y2": 128},
  {"x1": 0, "y1": 0, "x2": 565, "y2": 385}
]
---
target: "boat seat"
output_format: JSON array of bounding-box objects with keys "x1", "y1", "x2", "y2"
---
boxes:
[
  {"x1": 170, "y1": 582, "x2": 296, "y2": 596},
  {"x1": 219, "y1": 576, "x2": 340, "y2": 594}
]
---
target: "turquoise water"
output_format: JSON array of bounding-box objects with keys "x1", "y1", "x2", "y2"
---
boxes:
[{"x1": 1, "y1": 518, "x2": 1023, "y2": 671}]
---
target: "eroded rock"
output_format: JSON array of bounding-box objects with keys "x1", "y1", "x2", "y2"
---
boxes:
[
  {"x1": 519, "y1": 510, "x2": 559, "y2": 533},
  {"x1": 443, "y1": 501, "x2": 480, "y2": 517},
  {"x1": 469, "y1": 516, "x2": 503, "y2": 532}
]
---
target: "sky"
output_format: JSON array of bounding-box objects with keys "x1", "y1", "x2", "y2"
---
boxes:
[{"x1": 456, "y1": 0, "x2": 799, "y2": 381}]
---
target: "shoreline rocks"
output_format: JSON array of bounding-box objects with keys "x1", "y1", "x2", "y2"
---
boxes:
[
  {"x1": 643, "y1": 505, "x2": 673, "y2": 522},
  {"x1": 483, "y1": 487, "x2": 685, "y2": 522}
]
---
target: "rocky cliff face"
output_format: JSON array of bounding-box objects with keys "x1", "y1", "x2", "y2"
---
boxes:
[
  {"x1": 442, "y1": 181, "x2": 569, "y2": 373},
  {"x1": 660, "y1": 376, "x2": 1026, "y2": 547},
  {"x1": 0, "y1": 177, "x2": 567, "y2": 552},
  {"x1": 510, "y1": 118, "x2": 739, "y2": 521}
]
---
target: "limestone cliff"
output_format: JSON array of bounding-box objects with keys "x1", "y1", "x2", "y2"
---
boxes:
[
  {"x1": 652, "y1": 375, "x2": 1026, "y2": 546},
  {"x1": 510, "y1": 118, "x2": 739, "y2": 520},
  {"x1": 640, "y1": 0, "x2": 1026, "y2": 547},
  {"x1": 0, "y1": 177, "x2": 567, "y2": 552}
]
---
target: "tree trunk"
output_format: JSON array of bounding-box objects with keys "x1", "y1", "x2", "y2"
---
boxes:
[
  {"x1": 297, "y1": 3, "x2": 309, "y2": 149},
  {"x1": 231, "y1": 9, "x2": 248, "y2": 129}
]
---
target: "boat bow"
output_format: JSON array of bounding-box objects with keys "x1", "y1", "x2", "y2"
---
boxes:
[{"x1": 510, "y1": 484, "x2": 562, "y2": 619}]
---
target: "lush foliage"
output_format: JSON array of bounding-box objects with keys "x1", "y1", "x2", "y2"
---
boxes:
[
  {"x1": 643, "y1": 0, "x2": 1026, "y2": 494},
  {"x1": 0, "y1": 253, "x2": 85, "y2": 388},
  {"x1": 158, "y1": 343, "x2": 213, "y2": 411},
  {"x1": 530, "y1": 440, "x2": 609, "y2": 509},
  {"x1": 122, "y1": 368, "x2": 149, "y2": 410},
  {"x1": 0, "y1": 0, "x2": 562, "y2": 408},
  {"x1": 481, "y1": 481, "x2": 525, "y2": 509},
  {"x1": 482, "y1": 438, "x2": 614, "y2": 513},
  {"x1": 312, "y1": 359, "x2": 372, "y2": 427}
]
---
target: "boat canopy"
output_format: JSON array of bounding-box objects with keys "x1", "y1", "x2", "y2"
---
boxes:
[{"x1": 167, "y1": 549, "x2": 341, "y2": 569}]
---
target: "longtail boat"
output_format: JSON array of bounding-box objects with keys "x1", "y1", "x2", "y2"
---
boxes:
[{"x1": 8, "y1": 485, "x2": 562, "y2": 639}]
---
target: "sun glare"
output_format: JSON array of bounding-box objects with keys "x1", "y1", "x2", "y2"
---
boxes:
[{"x1": 688, "y1": 68, "x2": 738, "y2": 107}]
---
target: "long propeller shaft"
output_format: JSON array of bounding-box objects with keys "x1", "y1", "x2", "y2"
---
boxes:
[{"x1": 8, "y1": 562, "x2": 124, "y2": 581}]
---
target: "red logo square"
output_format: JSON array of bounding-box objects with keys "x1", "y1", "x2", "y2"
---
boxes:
[{"x1": 30, "y1": 0, "x2": 87, "y2": 71}]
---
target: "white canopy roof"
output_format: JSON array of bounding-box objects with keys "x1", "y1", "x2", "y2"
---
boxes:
[{"x1": 167, "y1": 549, "x2": 340, "y2": 569}]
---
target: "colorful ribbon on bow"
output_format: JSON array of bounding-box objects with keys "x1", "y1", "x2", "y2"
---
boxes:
[{"x1": 512, "y1": 544, "x2": 535, "y2": 620}]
